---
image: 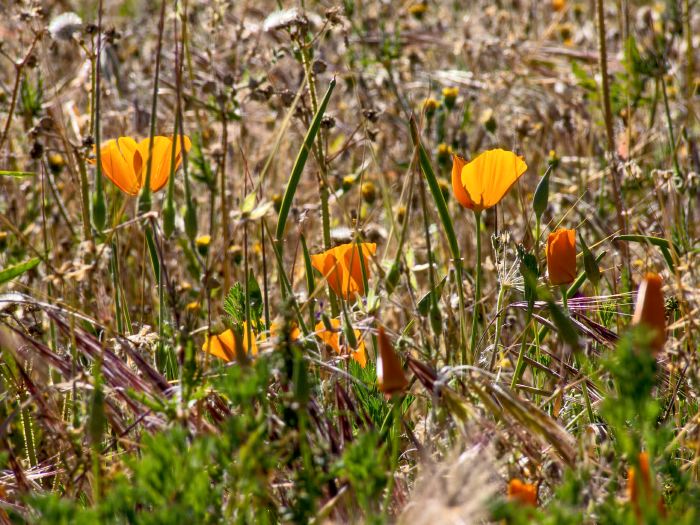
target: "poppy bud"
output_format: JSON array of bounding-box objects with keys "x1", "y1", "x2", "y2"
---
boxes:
[
  {"x1": 184, "y1": 200, "x2": 198, "y2": 242},
  {"x1": 533, "y1": 169, "x2": 550, "y2": 220},
  {"x1": 91, "y1": 186, "x2": 106, "y2": 231},
  {"x1": 631, "y1": 273, "x2": 666, "y2": 354},
  {"x1": 547, "y1": 229, "x2": 576, "y2": 285},
  {"x1": 162, "y1": 198, "x2": 175, "y2": 238},
  {"x1": 377, "y1": 326, "x2": 409, "y2": 396}
]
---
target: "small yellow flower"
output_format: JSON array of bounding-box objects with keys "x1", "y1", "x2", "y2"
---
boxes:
[
  {"x1": 186, "y1": 301, "x2": 200, "y2": 312},
  {"x1": 195, "y1": 235, "x2": 211, "y2": 247},
  {"x1": 422, "y1": 97, "x2": 440, "y2": 118},
  {"x1": 408, "y1": 2, "x2": 428, "y2": 19},
  {"x1": 437, "y1": 143, "x2": 453, "y2": 165},
  {"x1": 442, "y1": 86, "x2": 459, "y2": 109},
  {"x1": 195, "y1": 235, "x2": 211, "y2": 256},
  {"x1": 228, "y1": 244, "x2": 243, "y2": 264},
  {"x1": 361, "y1": 181, "x2": 377, "y2": 204}
]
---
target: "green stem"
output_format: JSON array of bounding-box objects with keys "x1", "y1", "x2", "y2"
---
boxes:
[
  {"x1": 489, "y1": 283, "x2": 508, "y2": 371},
  {"x1": 660, "y1": 75, "x2": 682, "y2": 181},
  {"x1": 470, "y1": 211, "x2": 482, "y2": 362}
]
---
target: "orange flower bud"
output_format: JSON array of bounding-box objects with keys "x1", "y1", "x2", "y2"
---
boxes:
[
  {"x1": 376, "y1": 326, "x2": 408, "y2": 396},
  {"x1": 507, "y1": 479, "x2": 538, "y2": 507},
  {"x1": 631, "y1": 273, "x2": 666, "y2": 354},
  {"x1": 547, "y1": 229, "x2": 577, "y2": 285}
]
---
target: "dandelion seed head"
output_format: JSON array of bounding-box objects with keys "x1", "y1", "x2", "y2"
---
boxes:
[{"x1": 48, "y1": 12, "x2": 83, "y2": 42}]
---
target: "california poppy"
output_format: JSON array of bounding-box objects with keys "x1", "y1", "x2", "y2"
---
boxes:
[
  {"x1": 310, "y1": 242, "x2": 376, "y2": 299},
  {"x1": 547, "y1": 229, "x2": 577, "y2": 285},
  {"x1": 376, "y1": 326, "x2": 408, "y2": 395},
  {"x1": 631, "y1": 273, "x2": 666, "y2": 354},
  {"x1": 451, "y1": 149, "x2": 528, "y2": 212},
  {"x1": 202, "y1": 321, "x2": 259, "y2": 362},
  {"x1": 315, "y1": 319, "x2": 367, "y2": 368},
  {"x1": 628, "y1": 452, "x2": 665, "y2": 517},
  {"x1": 91, "y1": 135, "x2": 191, "y2": 195},
  {"x1": 507, "y1": 479, "x2": 538, "y2": 507}
]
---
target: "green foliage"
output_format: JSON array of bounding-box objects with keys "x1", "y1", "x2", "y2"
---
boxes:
[
  {"x1": 19, "y1": 73, "x2": 42, "y2": 124},
  {"x1": 223, "y1": 274, "x2": 263, "y2": 327}
]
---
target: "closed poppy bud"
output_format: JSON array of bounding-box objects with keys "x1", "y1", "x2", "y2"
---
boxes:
[
  {"x1": 376, "y1": 326, "x2": 408, "y2": 396},
  {"x1": 631, "y1": 273, "x2": 666, "y2": 354},
  {"x1": 507, "y1": 479, "x2": 538, "y2": 507},
  {"x1": 532, "y1": 169, "x2": 550, "y2": 220},
  {"x1": 547, "y1": 229, "x2": 577, "y2": 285}
]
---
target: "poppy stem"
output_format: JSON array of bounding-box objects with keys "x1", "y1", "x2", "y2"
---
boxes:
[
  {"x1": 489, "y1": 283, "x2": 508, "y2": 371},
  {"x1": 561, "y1": 285, "x2": 568, "y2": 312},
  {"x1": 470, "y1": 211, "x2": 482, "y2": 362}
]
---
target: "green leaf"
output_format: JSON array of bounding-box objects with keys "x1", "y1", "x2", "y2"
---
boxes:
[
  {"x1": 417, "y1": 276, "x2": 446, "y2": 316},
  {"x1": 613, "y1": 234, "x2": 677, "y2": 270},
  {"x1": 547, "y1": 300, "x2": 579, "y2": 349},
  {"x1": 409, "y1": 116, "x2": 461, "y2": 265},
  {"x1": 579, "y1": 233, "x2": 601, "y2": 287},
  {"x1": 224, "y1": 273, "x2": 263, "y2": 326},
  {"x1": 517, "y1": 245, "x2": 539, "y2": 317},
  {"x1": 0, "y1": 170, "x2": 35, "y2": 177},
  {"x1": 276, "y1": 78, "x2": 336, "y2": 242},
  {"x1": 0, "y1": 258, "x2": 39, "y2": 286}
]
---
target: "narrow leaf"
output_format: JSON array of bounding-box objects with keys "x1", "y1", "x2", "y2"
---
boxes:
[
  {"x1": 0, "y1": 258, "x2": 40, "y2": 286},
  {"x1": 276, "y1": 78, "x2": 336, "y2": 241}
]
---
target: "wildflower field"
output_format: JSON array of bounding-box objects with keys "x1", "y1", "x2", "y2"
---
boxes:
[{"x1": 1, "y1": 0, "x2": 699, "y2": 523}]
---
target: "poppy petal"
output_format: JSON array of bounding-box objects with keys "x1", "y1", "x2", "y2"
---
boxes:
[
  {"x1": 460, "y1": 149, "x2": 527, "y2": 211},
  {"x1": 451, "y1": 154, "x2": 474, "y2": 209},
  {"x1": 100, "y1": 138, "x2": 141, "y2": 195}
]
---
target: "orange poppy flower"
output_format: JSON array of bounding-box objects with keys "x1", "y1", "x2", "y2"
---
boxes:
[
  {"x1": 631, "y1": 273, "x2": 666, "y2": 354},
  {"x1": 547, "y1": 229, "x2": 577, "y2": 285},
  {"x1": 91, "y1": 135, "x2": 191, "y2": 195},
  {"x1": 628, "y1": 452, "x2": 665, "y2": 517},
  {"x1": 310, "y1": 242, "x2": 377, "y2": 299},
  {"x1": 376, "y1": 326, "x2": 408, "y2": 396},
  {"x1": 202, "y1": 321, "x2": 259, "y2": 362},
  {"x1": 552, "y1": 0, "x2": 565, "y2": 11},
  {"x1": 507, "y1": 479, "x2": 538, "y2": 507},
  {"x1": 315, "y1": 319, "x2": 366, "y2": 368},
  {"x1": 451, "y1": 149, "x2": 528, "y2": 212}
]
